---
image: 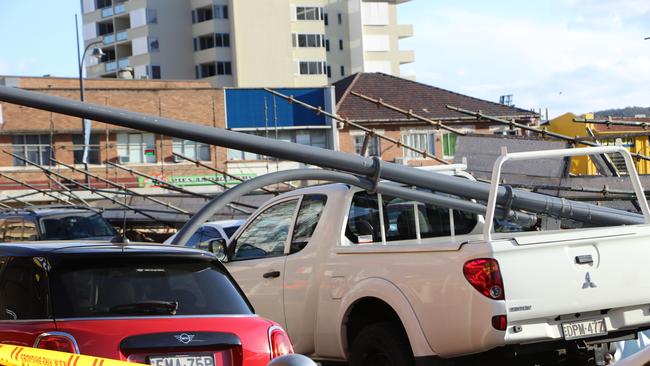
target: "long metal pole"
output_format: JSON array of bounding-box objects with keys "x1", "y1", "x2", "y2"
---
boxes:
[
  {"x1": 350, "y1": 91, "x2": 468, "y2": 135},
  {"x1": 0, "y1": 86, "x2": 642, "y2": 225},
  {"x1": 52, "y1": 158, "x2": 191, "y2": 215},
  {"x1": 0, "y1": 172, "x2": 74, "y2": 205},
  {"x1": 574, "y1": 118, "x2": 650, "y2": 128},
  {"x1": 263, "y1": 88, "x2": 448, "y2": 164},
  {"x1": 447, "y1": 105, "x2": 650, "y2": 162}
]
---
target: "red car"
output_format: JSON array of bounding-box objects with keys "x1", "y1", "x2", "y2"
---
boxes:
[{"x1": 0, "y1": 242, "x2": 293, "y2": 365}]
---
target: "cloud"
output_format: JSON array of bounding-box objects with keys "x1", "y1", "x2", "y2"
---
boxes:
[{"x1": 401, "y1": 4, "x2": 650, "y2": 116}]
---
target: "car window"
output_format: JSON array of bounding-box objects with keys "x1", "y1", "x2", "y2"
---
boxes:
[
  {"x1": 185, "y1": 230, "x2": 203, "y2": 247},
  {"x1": 2, "y1": 219, "x2": 37, "y2": 242},
  {"x1": 50, "y1": 256, "x2": 252, "y2": 318},
  {"x1": 222, "y1": 225, "x2": 239, "y2": 239},
  {"x1": 40, "y1": 212, "x2": 116, "y2": 240},
  {"x1": 232, "y1": 199, "x2": 299, "y2": 261},
  {"x1": 290, "y1": 195, "x2": 327, "y2": 254},
  {"x1": 0, "y1": 257, "x2": 50, "y2": 320},
  {"x1": 200, "y1": 227, "x2": 223, "y2": 243},
  {"x1": 345, "y1": 192, "x2": 382, "y2": 244}
]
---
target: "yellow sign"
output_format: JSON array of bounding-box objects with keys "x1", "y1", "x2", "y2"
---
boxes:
[{"x1": 0, "y1": 345, "x2": 144, "y2": 366}]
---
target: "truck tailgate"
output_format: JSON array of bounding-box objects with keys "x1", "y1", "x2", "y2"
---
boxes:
[{"x1": 493, "y1": 226, "x2": 650, "y2": 326}]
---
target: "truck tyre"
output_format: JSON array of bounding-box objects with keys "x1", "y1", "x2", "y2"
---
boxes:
[{"x1": 349, "y1": 322, "x2": 414, "y2": 366}]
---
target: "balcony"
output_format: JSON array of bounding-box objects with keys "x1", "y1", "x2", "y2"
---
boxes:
[
  {"x1": 396, "y1": 24, "x2": 413, "y2": 39},
  {"x1": 118, "y1": 58, "x2": 130, "y2": 69},
  {"x1": 115, "y1": 3, "x2": 126, "y2": 14},
  {"x1": 106, "y1": 58, "x2": 128, "y2": 72},
  {"x1": 399, "y1": 50, "x2": 415, "y2": 64}
]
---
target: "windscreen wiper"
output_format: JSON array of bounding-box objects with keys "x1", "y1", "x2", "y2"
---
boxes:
[{"x1": 108, "y1": 301, "x2": 179, "y2": 315}]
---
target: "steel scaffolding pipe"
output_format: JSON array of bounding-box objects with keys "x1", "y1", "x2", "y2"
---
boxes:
[
  {"x1": 171, "y1": 169, "x2": 539, "y2": 246},
  {"x1": 0, "y1": 86, "x2": 643, "y2": 226}
]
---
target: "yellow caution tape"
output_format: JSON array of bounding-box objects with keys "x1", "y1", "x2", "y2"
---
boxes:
[{"x1": 0, "y1": 344, "x2": 145, "y2": 366}]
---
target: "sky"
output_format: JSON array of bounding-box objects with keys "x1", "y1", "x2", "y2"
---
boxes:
[{"x1": 0, "y1": 1, "x2": 649, "y2": 119}]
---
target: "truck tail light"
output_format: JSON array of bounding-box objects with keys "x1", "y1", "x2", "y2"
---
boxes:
[
  {"x1": 34, "y1": 332, "x2": 79, "y2": 354},
  {"x1": 268, "y1": 326, "x2": 293, "y2": 359},
  {"x1": 463, "y1": 258, "x2": 505, "y2": 300}
]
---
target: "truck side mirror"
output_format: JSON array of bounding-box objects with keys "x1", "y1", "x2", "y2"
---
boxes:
[{"x1": 204, "y1": 238, "x2": 228, "y2": 262}]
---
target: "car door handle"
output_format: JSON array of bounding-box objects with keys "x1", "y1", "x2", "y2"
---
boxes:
[
  {"x1": 263, "y1": 270, "x2": 281, "y2": 279},
  {"x1": 575, "y1": 255, "x2": 594, "y2": 265}
]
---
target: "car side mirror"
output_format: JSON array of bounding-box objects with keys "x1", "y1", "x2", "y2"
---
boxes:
[{"x1": 203, "y1": 238, "x2": 228, "y2": 262}]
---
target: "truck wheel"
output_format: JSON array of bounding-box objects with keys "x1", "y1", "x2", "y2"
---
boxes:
[{"x1": 349, "y1": 322, "x2": 414, "y2": 366}]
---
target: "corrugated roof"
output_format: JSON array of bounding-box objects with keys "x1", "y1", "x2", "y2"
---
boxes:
[{"x1": 333, "y1": 72, "x2": 538, "y2": 122}]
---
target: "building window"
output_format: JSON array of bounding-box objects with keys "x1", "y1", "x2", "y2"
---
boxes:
[
  {"x1": 402, "y1": 130, "x2": 435, "y2": 158},
  {"x1": 339, "y1": 39, "x2": 343, "y2": 50},
  {"x1": 194, "y1": 6, "x2": 213, "y2": 23},
  {"x1": 325, "y1": 39, "x2": 330, "y2": 51},
  {"x1": 146, "y1": 9, "x2": 158, "y2": 23},
  {"x1": 338, "y1": 13, "x2": 342, "y2": 24},
  {"x1": 442, "y1": 132, "x2": 457, "y2": 158},
  {"x1": 296, "y1": 7, "x2": 323, "y2": 20},
  {"x1": 217, "y1": 61, "x2": 232, "y2": 75},
  {"x1": 11, "y1": 135, "x2": 53, "y2": 166},
  {"x1": 293, "y1": 34, "x2": 324, "y2": 48},
  {"x1": 150, "y1": 65, "x2": 161, "y2": 79},
  {"x1": 340, "y1": 65, "x2": 345, "y2": 76},
  {"x1": 172, "y1": 138, "x2": 210, "y2": 162},
  {"x1": 228, "y1": 130, "x2": 327, "y2": 160},
  {"x1": 72, "y1": 134, "x2": 101, "y2": 164},
  {"x1": 148, "y1": 37, "x2": 159, "y2": 52},
  {"x1": 214, "y1": 5, "x2": 228, "y2": 19},
  {"x1": 97, "y1": 21, "x2": 114, "y2": 36},
  {"x1": 324, "y1": 13, "x2": 329, "y2": 25},
  {"x1": 96, "y1": 0, "x2": 111, "y2": 9},
  {"x1": 298, "y1": 61, "x2": 326, "y2": 75},
  {"x1": 196, "y1": 34, "x2": 215, "y2": 50},
  {"x1": 198, "y1": 62, "x2": 216, "y2": 77},
  {"x1": 353, "y1": 134, "x2": 380, "y2": 157},
  {"x1": 327, "y1": 65, "x2": 331, "y2": 78},
  {"x1": 116, "y1": 133, "x2": 156, "y2": 164},
  {"x1": 215, "y1": 33, "x2": 230, "y2": 47}
]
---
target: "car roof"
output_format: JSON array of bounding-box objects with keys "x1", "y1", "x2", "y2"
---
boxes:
[
  {"x1": 0, "y1": 206, "x2": 99, "y2": 218},
  {"x1": 0, "y1": 241, "x2": 214, "y2": 257}
]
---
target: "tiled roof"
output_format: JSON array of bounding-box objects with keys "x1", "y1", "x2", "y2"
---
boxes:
[
  {"x1": 592, "y1": 117, "x2": 650, "y2": 133},
  {"x1": 333, "y1": 72, "x2": 538, "y2": 122}
]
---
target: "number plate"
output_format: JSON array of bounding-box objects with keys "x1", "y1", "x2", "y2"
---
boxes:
[
  {"x1": 149, "y1": 354, "x2": 216, "y2": 366},
  {"x1": 561, "y1": 318, "x2": 607, "y2": 340}
]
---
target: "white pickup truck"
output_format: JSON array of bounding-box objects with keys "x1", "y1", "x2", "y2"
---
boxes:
[{"x1": 218, "y1": 148, "x2": 650, "y2": 365}]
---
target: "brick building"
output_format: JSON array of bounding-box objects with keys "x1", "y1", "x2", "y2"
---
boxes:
[
  {"x1": 333, "y1": 72, "x2": 540, "y2": 165},
  {"x1": 0, "y1": 76, "x2": 228, "y2": 192}
]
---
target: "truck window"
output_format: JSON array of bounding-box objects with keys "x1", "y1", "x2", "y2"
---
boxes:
[
  {"x1": 290, "y1": 195, "x2": 327, "y2": 253},
  {"x1": 232, "y1": 199, "x2": 299, "y2": 260},
  {"x1": 2, "y1": 219, "x2": 38, "y2": 242},
  {"x1": 345, "y1": 191, "x2": 478, "y2": 244}
]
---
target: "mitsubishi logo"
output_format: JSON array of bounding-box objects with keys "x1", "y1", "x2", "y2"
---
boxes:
[
  {"x1": 174, "y1": 333, "x2": 195, "y2": 344},
  {"x1": 582, "y1": 272, "x2": 597, "y2": 289}
]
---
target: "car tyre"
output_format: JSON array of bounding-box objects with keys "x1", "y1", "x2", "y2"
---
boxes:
[{"x1": 349, "y1": 322, "x2": 414, "y2": 366}]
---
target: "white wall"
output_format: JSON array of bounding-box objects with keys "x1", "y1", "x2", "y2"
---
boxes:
[
  {"x1": 363, "y1": 34, "x2": 389, "y2": 51},
  {"x1": 130, "y1": 8, "x2": 147, "y2": 28},
  {"x1": 361, "y1": 2, "x2": 388, "y2": 25}
]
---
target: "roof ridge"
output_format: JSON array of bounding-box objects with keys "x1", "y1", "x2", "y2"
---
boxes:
[
  {"x1": 335, "y1": 73, "x2": 362, "y2": 110},
  {"x1": 371, "y1": 72, "x2": 537, "y2": 116}
]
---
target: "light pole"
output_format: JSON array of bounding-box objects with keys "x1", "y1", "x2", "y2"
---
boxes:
[{"x1": 75, "y1": 14, "x2": 105, "y2": 185}]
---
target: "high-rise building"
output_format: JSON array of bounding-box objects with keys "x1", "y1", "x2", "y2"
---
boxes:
[{"x1": 81, "y1": 0, "x2": 414, "y2": 87}]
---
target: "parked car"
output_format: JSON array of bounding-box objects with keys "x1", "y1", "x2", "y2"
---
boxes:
[
  {"x1": 0, "y1": 206, "x2": 116, "y2": 242},
  {"x1": 164, "y1": 219, "x2": 245, "y2": 248},
  {"x1": 0, "y1": 242, "x2": 293, "y2": 365}
]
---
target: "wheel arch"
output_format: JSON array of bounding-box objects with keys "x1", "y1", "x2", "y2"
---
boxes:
[{"x1": 336, "y1": 277, "x2": 435, "y2": 359}]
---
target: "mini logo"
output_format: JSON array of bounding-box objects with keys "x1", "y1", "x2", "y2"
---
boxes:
[
  {"x1": 582, "y1": 272, "x2": 597, "y2": 289},
  {"x1": 174, "y1": 333, "x2": 195, "y2": 344}
]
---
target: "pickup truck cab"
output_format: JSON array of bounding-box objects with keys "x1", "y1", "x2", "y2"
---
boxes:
[{"x1": 219, "y1": 156, "x2": 650, "y2": 365}]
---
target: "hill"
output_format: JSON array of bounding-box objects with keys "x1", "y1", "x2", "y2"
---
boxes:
[{"x1": 594, "y1": 106, "x2": 650, "y2": 117}]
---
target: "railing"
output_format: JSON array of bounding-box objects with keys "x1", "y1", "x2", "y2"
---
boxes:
[
  {"x1": 115, "y1": 3, "x2": 126, "y2": 14},
  {"x1": 117, "y1": 58, "x2": 130, "y2": 69},
  {"x1": 103, "y1": 33, "x2": 115, "y2": 44},
  {"x1": 101, "y1": 7, "x2": 113, "y2": 17},
  {"x1": 116, "y1": 30, "x2": 128, "y2": 42},
  {"x1": 106, "y1": 61, "x2": 117, "y2": 72}
]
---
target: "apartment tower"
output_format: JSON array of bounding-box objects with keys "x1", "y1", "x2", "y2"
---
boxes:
[{"x1": 81, "y1": 0, "x2": 414, "y2": 87}]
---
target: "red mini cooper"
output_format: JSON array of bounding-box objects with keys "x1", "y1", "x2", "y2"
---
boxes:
[{"x1": 0, "y1": 242, "x2": 293, "y2": 365}]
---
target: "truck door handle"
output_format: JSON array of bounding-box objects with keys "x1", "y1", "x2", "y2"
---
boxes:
[
  {"x1": 263, "y1": 270, "x2": 281, "y2": 279},
  {"x1": 575, "y1": 255, "x2": 593, "y2": 264}
]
